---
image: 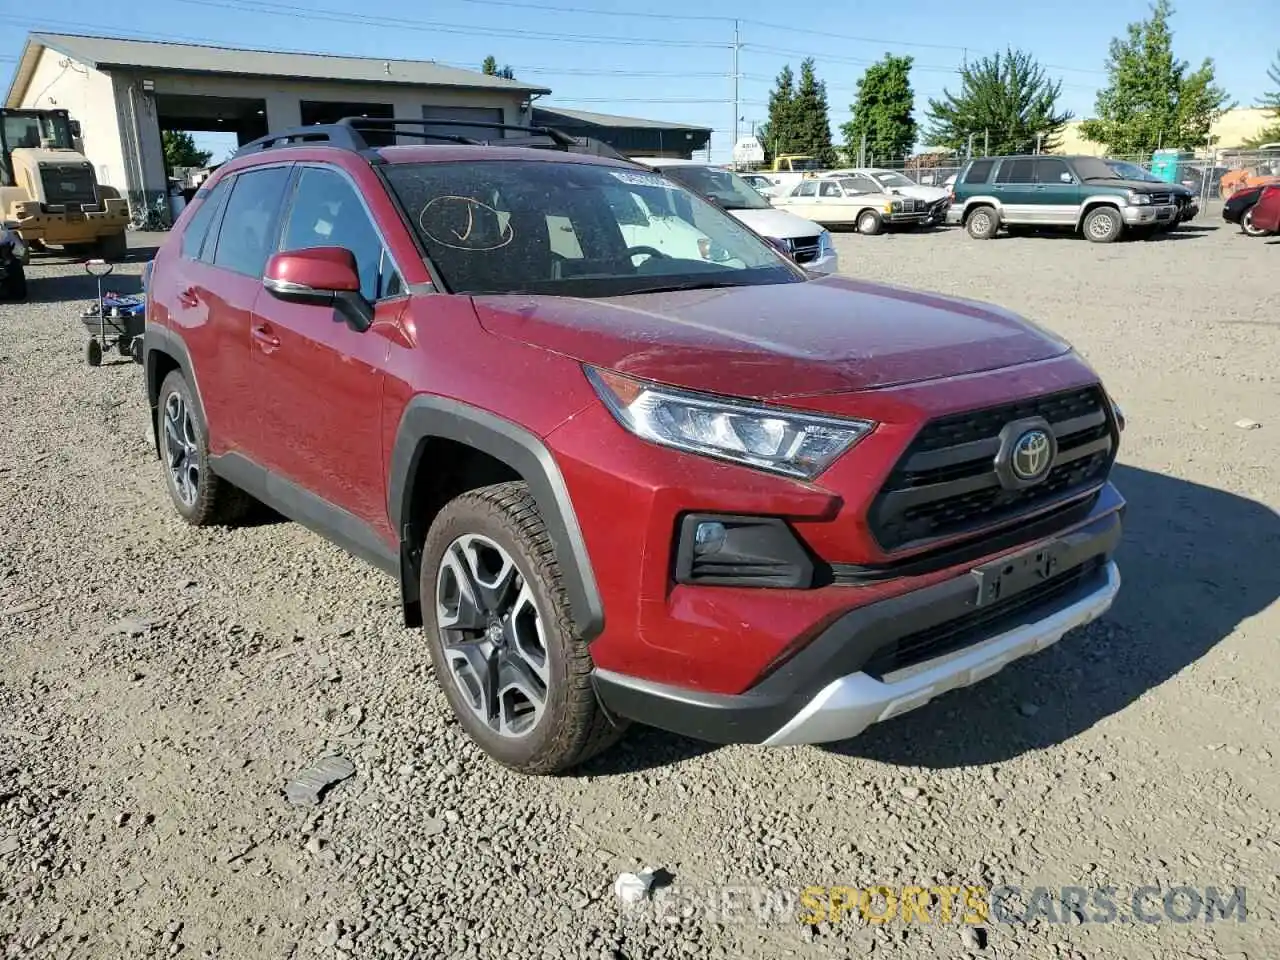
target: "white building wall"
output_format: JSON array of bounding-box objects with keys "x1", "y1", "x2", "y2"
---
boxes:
[{"x1": 15, "y1": 47, "x2": 129, "y2": 196}]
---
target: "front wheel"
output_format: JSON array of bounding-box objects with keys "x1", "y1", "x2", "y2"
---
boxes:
[
  {"x1": 856, "y1": 210, "x2": 883, "y2": 236},
  {"x1": 1241, "y1": 208, "x2": 1271, "y2": 237},
  {"x1": 1083, "y1": 207, "x2": 1123, "y2": 243},
  {"x1": 422, "y1": 482, "x2": 626, "y2": 774}
]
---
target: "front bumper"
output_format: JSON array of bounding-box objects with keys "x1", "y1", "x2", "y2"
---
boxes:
[
  {"x1": 1122, "y1": 203, "x2": 1177, "y2": 225},
  {"x1": 593, "y1": 507, "x2": 1122, "y2": 746},
  {"x1": 885, "y1": 211, "x2": 931, "y2": 226},
  {"x1": 803, "y1": 251, "x2": 839, "y2": 274},
  {"x1": 13, "y1": 199, "x2": 129, "y2": 244},
  {"x1": 1178, "y1": 201, "x2": 1200, "y2": 222}
]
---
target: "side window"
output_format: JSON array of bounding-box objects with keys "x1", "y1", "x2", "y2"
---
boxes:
[
  {"x1": 179, "y1": 178, "x2": 229, "y2": 261},
  {"x1": 379, "y1": 249, "x2": 405, "y2": 299},
  {"x1": 847, "y1": 175, "x2": 879, "y2": 195},
  {"x1": 819, "y1": 181, "x2": 843, "y2": 197},
  {"x1": 281, "y1": 166, "x2": 392, "y2": 302},
  {"x1": 211, "y1": 166, "x2": 290, "y2": 277},
  {"x1": 795, "y1": 180, "x2": 819, "y2": 197},
  {"x1": 962, "y1": 160, "x2": 995, "y2": 184},
  {"x1": 996, "y1": 159, "x2": 1036, "y2": 184},
  {"x1": 1035, "y1": 158, "x2": 1072, "y2": 184}
]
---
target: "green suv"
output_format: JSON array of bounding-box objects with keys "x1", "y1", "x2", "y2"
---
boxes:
[{"x1": 946, "y1": 155, "x2": 1180, "y2": 242}]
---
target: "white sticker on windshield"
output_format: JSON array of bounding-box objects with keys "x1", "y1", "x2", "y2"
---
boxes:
[{"x1": 609, "y1": 170, "x2": 670, "y2": 189}]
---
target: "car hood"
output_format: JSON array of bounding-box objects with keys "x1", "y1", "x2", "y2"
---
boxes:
[
  {"x1": 727, "y1": 206, "x2": 825, "y2": 240},
  {"x1": 886, "y1": 184, "x2": 949, "y2": 202},
  {"x1": 473, "y1": 275, "x2": 1072, "y2": 400}
]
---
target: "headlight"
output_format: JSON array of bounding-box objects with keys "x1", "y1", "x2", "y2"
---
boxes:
[
  {"x1": 1128, "y1": 192, "x2": 1151, "y2": 206},
  {"x1": 586, "y1": 367, "x2": 875, "y2": 479}
]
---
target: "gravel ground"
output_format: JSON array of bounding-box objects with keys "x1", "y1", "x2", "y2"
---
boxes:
[{"x1": 2, "y1": 216, "x2": 1277, "y2": 960}]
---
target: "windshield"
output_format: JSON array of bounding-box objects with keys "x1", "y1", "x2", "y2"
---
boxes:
[
  {"x1": 872, "y1": 171, "x2": 915, "y2": 188},
  {"x1": 657, "y1": 164, "x2": 772, "y2": 210},
  {"x1": 789, "y1": 157, "x2": 824, "y2": 171},
  {"x1": 1, "y1": 111, "x2": 74, "y2": 185},
  {"x1": 1074, "y1": 157, "x2": 1125, "y2": 181},
  {"x1": 1105, "y1": 160, "x2": 1160, "y2": 182},
  {"x1": 383, "y1": 160, "x2": 800, "y2": 297}
]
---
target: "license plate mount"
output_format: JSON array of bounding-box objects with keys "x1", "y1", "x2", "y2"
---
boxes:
[{"x1": 971, "y1": 541, "x2": 1067, "y2": 607}]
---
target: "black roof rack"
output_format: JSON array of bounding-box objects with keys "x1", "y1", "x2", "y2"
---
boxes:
[{"x1": 233, "y1": 116, "x2": 633, "y2": 162}]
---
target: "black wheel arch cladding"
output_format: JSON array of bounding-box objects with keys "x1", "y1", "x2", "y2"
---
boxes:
[{"x1": 388, "y1": 396, "x2": 605, "y2": 642}]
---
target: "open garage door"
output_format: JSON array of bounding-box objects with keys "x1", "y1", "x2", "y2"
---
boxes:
[{"x1": 154, "y1": 94, "x2": 269, "y2": 148}]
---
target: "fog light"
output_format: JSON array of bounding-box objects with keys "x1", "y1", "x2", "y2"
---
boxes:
[{"x1": 693, "y1": 521, "x2": 727, "y2": 555}]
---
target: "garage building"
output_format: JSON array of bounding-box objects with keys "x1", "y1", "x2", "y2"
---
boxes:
[{"x1": 5, "y1": 33, "x2": 552, "y2": 224}]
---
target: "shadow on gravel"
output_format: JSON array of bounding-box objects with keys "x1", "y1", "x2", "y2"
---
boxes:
[
  {"x1": 819, "y1": 464, "x2": 1280, "y2": 769},
  {"x1": 25, "y1": 270, "x2": 143, "y2": 306}
]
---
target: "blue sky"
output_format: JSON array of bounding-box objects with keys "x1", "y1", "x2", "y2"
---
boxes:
[{"x1": 1, "y1": 0, "x2": 1276, "y2": 163}]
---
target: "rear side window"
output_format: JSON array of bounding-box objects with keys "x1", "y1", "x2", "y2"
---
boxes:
[
  {"x1": 996, "y1": 159, "x2": 1036, "y2": 184},
  {"x1": 211, "y1": 166, "x2": 291, "y2": 278},
  {"x1": 962, "y1": 160, "x2": 995, "y2": 184},
  {"x1": 179, "y1": 178, "x2": 229, "y2": 261}
]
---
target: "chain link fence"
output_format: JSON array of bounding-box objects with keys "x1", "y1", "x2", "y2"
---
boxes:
[{"x1": 857, "y1": 148, "x2": 1280, "y2": 200}]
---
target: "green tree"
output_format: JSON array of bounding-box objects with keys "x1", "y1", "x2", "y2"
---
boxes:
[
  {"x1": 162, "y1": 130, "x2": 212, "y2": 171},
  {"x1": 1078, "y1": 0, "x2": 1232, "y2": 154},
  {"x1": 841, "y1": 53, "x2": 917, "y2": 164},
  {"x1": 1243, "y1": 50, "x2": 1280, "y2": 147},
  {"x1": 792, "y1": 58, "x2": 837, "y2": 167},
  {"x1": 757, "y1": 64, "x2": 797, "y2": 164},
  {"x1": 481, "y1": 55, "x2": 515, "y2": 80},
  {"x1": 925, "y1": 48, "x2": 1072, "y2": 155}
]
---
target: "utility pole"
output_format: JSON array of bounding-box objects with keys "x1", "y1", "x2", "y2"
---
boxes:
[
  {"x1": 731, "y1": 19, "x2": 740, "y2": 170},
  {"x1": 984, "y1": 129, "x2": 989, "y2": 156},
  {"x1": 859, "y1": 131, "x2": 867, "y2": 167},
  {"x1": 967, "y1": 131, "x2": 975, "y2": 159},
  {"x1": 1035, "y1": 133, "x2": 1043, "y2": 155}
]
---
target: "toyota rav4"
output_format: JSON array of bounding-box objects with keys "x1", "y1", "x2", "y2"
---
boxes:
[{"x1": 142, "y1": 118, "x2": 1126, "y2": 774}]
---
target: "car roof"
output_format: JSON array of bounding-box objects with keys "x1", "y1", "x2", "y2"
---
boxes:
[{"x1": 227, "y1": 142, "x2": 642, "y2": 173}]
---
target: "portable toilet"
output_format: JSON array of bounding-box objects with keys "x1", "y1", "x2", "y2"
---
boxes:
[{"x1": 1149, "y1": 149, "x2": 1183, "y2": 183}]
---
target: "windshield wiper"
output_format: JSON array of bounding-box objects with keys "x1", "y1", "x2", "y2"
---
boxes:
[{"x1": 625, "y1": 278, "x2": 751, "y2": 295}]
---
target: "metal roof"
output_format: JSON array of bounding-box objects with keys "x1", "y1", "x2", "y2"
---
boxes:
[
  {"x1": 532, "y1": 105, "x2": 711, "y2": 133},
  {"x1": 6, "y1": 32, "x2": 550, "y2": 106}
]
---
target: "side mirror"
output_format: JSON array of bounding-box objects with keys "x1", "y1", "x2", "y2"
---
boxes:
[
  {"x1": 69, "y1": 120, "x2": 82, "y2": 137},
  {"x1": 263, "y1": 247, "x2": 372, "y2": 331},
  {"x1": 1060, "y1": 172, "x2": 1074, "y2": 183}
]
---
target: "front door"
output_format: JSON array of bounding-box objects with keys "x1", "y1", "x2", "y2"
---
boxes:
[
  {"x1": 250, "y1": 164, "x2": 407, "y2": 538},
  {"x1": 1031, "y1": 157, "x2": 1081, "y2": 225}
]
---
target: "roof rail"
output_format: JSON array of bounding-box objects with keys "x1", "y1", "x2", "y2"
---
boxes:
[{"x1": 233, "y1": 116, "x2": 633, "y2": 162}]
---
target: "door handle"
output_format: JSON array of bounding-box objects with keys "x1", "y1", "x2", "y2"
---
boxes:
[
  {"x1": 252, "y1": 324, "x2": 281, "y2": 351},
  {"x1": 179, "y1": 287, "x2": 198, "y2": 308}
]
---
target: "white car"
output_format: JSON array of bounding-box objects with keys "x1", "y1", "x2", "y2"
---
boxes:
[
  {"x1": 773, "y1": 174, "x2": 930, "y2": 234},
  {"x1": 629, "y1": 157, "x2": 838, "y2": 274},
  {"x1": 737, "y1": 172, "x2": 781, "y2": 199},
  {"x1": 824, "y1": 168, "x2": 951, "y2": 223}
]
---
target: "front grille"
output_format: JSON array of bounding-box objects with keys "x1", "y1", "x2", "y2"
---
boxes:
[
  {"x1": 868, "y1": 385, "x2": 1116, "y2": 551},
  {"x1": 1147, "y1": 192, "x2": 1172, "y2": 205},
  {"x1": 40, "y1": 165, "x2": 97, "y2": 205},
  {"x1": 861, "y1": 556, "x2": 1105, "y2": 678},
  {"x1": 789, "y1": 235, "x2": 821, "y2": 264}
]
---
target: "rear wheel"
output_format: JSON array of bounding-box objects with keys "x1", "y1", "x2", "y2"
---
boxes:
[
  {"x1": 422, "y1": 482, "x2": 626, "y2": 774},
  {"x1": 856, "y1": 210, "x2": 883, "y2": 236},
  {"x1": 157, "y1": 370, "x2": 251, "y2": 526},
  {"x1": 965, "y1": 205, "x2": 998, "y2": 239},
  {"x1": 97, "y1": 231, "x2": 128, "y2": 261}
]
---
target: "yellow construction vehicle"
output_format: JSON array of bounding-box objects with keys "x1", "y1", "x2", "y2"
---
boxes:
[{"x1": 1, "y1": 108, "x2": 130, "y2": 260}]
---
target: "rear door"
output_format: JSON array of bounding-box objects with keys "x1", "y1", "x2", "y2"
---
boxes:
[
  {"x1": 992, "y1": 158, "x2": 1037, "y2": 223},
  {"x1": 1032, "y1": 157, "x2": 1081, "y2": 225},
  {"x1": 250, "y1": 163, "x2": 405, "y2": 535},
  {"x1": 199, "y1": 164, "x2": 293, "y2": 457},
  {"x1": 780, "y1": 178, "x2": 821, "y2": 219}
]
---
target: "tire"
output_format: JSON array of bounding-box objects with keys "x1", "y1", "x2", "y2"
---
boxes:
[
  {"x1": 1083, "y1": 206, "x2": 1123, "y2": 243},
  {"x1": 85, "y1": 337, "x2": 102, "y2": 367},
  {"x1": 97, "y1": 231, "x2": 129, "y2": 261},
  {"x1": 117, "y1": 337, "x2": 133, "y2": 357},
  {"x1": 1241, "y1": 207, "x2": 1270, "y2": 237},
  {"x1": 0, "y1": 261, "x2": 26, "y2": 302},
  {"x1": 422, "y1": 481, "x2": 626, "y2": 775},
  {"x1": 156, "y1": 370, "x2": 251, "y2": 526},
  {"x1": 856, "y1": 210, "x2": 883, "y2": 236},
  {"x1": 965, "y1": 205, "x2": 998, "y2": 239},
  {"x1": 130, "y1": 338, "x2": 144, "y2": 365}
]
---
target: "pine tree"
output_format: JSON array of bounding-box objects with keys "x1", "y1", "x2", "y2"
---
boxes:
[
  {"x1": 792, "y1": 58, "x2": 837, "y2": 167},
  {"x1": 757, "y1": 65, "x2": 797, "y2": 163},
  {"x1": 841, "y1": 54, "x2": 917, "y2": 165},
  {"x1": 925, "y1": 49, "x2": 1071, "y2": 156},
  {"x1": 162, "y1": 130, "x2": 212, "y2": 171},
  {"x1": 1244, "y1": 50, "x2": 1280, "y2": 147},
  {"x1": 480, "y1": 55, "x2": 515, "y2": 80},
  {"x1": 1078, "y1": 0, "x2": 1232, "y2": 154}
]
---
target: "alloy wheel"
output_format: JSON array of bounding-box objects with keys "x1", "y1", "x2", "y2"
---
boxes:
[
  {"x1": 1088, "y1": 213, "x2": 1117, "y2": 240},
  {"x1": 163, "y1": 392, "x2": 199, "y2": 507},
  {"x1": 436, "y1": 533, "x2": 549, "y2": 739}
]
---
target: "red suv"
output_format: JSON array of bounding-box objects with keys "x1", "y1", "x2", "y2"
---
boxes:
[{"x1": 142, "y1": 118, "x2": 1126, "y2": 774}]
